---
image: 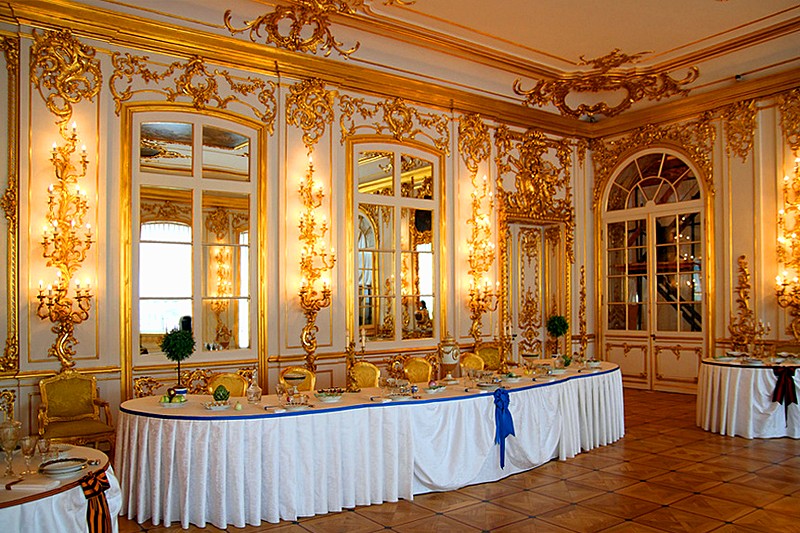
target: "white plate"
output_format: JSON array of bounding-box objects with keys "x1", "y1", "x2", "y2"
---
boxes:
[
  {"x1": 502, "y1": 376, "x2": 522, "y2": 383},
  {"x1": 442, "y1": 379, "x2": 459, "y2": 385},
  {"x1": 203, "y1": 401, "x2": 231, "y2": 411},
  {"x1": 476, "y1": 382, "x2": 499, "y2": 391},
  {"x1": 284, "y1": 404, "x2": 311, "y2": 411},
  {"x1": 387, "y1": 394, "x2": 414, "y2": 402},
  {"x1": 587, "y1": 361, "x2": 602, "y2": 368},
  {"x1": 741, "y1": 359, "x2": 764, "y2": 366},
  {"x1": 39, "y1": 457, "x2": 87, "y2": 475},
  {"x1": 714, "y1": 356, "x2": 736, "y2": 362},
  {"x1": 159, "y1": 400, "x2": 188, "y2": 408},
  {"x1": 315, "y1": 395, "x2": 343, "y2": 403},
  {"x1": 550, "y1": 369, "x2": 567, "y2": 375},
  {"x1": 423, "y1": 386, "x2": 446, "y2": 394}
]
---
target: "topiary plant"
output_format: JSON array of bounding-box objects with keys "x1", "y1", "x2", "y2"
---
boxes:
[
  {"x1": 160, "y1": 328, "x2": 195, "y2": 387},
  {"x1": 546, "y1": 315, "x2": 569, "y2": 355}
]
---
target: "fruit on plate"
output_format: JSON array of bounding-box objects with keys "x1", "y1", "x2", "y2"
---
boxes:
[{"x1": 213, "y1": 385, "x2": 231, "y2": 402}]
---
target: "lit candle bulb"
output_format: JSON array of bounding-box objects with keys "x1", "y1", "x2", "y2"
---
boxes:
[
  {"x1": 51, "y1": 143, "x2": 57, "y2": 155},
  {"x1": 38, "y1": 280, "x2": 43, "y2": 291},
  {"x1": 71, "y1": 122, "x2": 77, "y2": 134}
]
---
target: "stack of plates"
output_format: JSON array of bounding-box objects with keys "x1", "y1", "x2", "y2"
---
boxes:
[{"x1": 39, "y1": 457, "x2": 87, "y2": 476}]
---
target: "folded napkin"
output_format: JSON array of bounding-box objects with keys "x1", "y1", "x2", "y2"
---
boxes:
[
  {"x1": 6, "y1": 478, "x2": 61, "y2": 491},
  {"x1": 493, "y1": 388, "x2": 515, "y2": 469}
]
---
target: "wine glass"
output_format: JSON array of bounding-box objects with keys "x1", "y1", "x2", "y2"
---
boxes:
[
  {"x1": 0, "y1": 419, "x2": 21, "y2": 478},
  {"x1": 275, "y1": 383, "x2": 287, "y2": 407},
  {"x1": 19, "y1": 435, "x2": 38, "y2": 475},
  {"x1": 37, "y1": 437, "x2": 52, "y2": 463}
]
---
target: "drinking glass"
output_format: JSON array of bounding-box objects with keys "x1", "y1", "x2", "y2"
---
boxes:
[
  {"x1": 0, "y1": 419, "x2": 21, "y2": 478},
  {"x1": 37, "y1": 437, "x2": 52, "y2": 462},
  {"x1": 19, "y1": 435, "x2": 38, "y2": 475},
  {"x1": 275, "y1": 383, "x2": 287, "y2": 407}
]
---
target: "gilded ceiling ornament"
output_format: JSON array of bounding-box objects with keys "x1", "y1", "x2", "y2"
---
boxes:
[
  {"x1": 339, "y1": 95, "x2": 450, "y2": 155},
  {"x1": 0, "y1": 37, "x2": 19, "y2": 375},
  {"x1": 223, "y1": 0, "x2": 362, "y2": 58},
  {"x1": 29, "y1": 29, "x2": 102, "y2": 136},
  {"x1": 512, "y1": 48, "x2": 699, "y2": 119},
  {"x1": 286, "y1": 78, "x2": 337, "y2": 153},
  {"x1": 590, "y1": 113, "x2": 716, "y2": 210},
  {"x1": 574, "y1": 138, "x2": 589, "y2": 169},
  {"x1": 458, "y1": 113, "x2": 491, "y2": 174},
  {"x1": 494, "y1": 125, "x2": 575, "y2": 263},
  {"x1": 110, "y1": 53, "x2": 277, "y2": 134},
  {"x1": 722, "y1": 99, "x2": 756, "y2": 162},
  {"x1": 779, "y1": 88, "x2": 800, "y2": 152}
]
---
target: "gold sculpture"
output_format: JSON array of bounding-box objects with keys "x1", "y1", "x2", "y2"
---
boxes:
[
  {"x1": 467, "y1": 174, "x2": 498, "y2": 343},
  {"x1": 513, "y1": 48, "x2": 699, "y2": 119},
  {"x1": 345, "y1": 340, "x2": 362, "y2": 392},
  {"x1": 298, "y1": 156, "x2": 336, "y2": 371},
  {"x1": 777, "y1": 154, "x2": 800, "y2": 341},
  {"x1": 729, "y1": 255, "x2": 769, "y2": 354},
  {"x1": 36, "y1": 123, "x2": 94, "y2": 371}
]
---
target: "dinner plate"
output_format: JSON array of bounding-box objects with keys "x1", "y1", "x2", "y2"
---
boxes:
[
  {"x1": 284, "y1": 404, "x2": 311, "y2": 411},
  {"x1": 502, "y1": 376, "x2": 522, "y2": 383},
  {"x1": 442, "y1": 379, "x2": 459, "y2": 385},
  {"x1": 39, "y1": 457, "x2": 87, "y2": 475},
  {"x1": 741, "y1": 359, "x2": 764, "y2": 366},
  {"x1": 203, "y1": 401, "x2": 231, "y2": 411},
  {"x1": 387, "y1": 393, "x2": 414, "y2": 402},
  {"x1": 713, "y1": 356, "x2": 736, "y2": 362},
  {"x1": 476, "y1": 382, "x2": 499, "y2": 391},
  {"x1": 550, "y1": 369, "x2": 567, "y2": 375},
  {"x1": 314, "y1": 395, "x2": 343, "y2": 403},
  {"x1": 423, "y1": 386, "x2": 446, "y2": 394}
]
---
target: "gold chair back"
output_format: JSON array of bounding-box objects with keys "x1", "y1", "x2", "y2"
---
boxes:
[
  {"x1": 475, "y1": 341, "x2": 502, "y2": 370},
  {"x1": 404, "y1": 357, "x2": 433, "y2": 383},
  {"x1": 208, "y1": 373, "x2": 249, "y2": 396},
  {"x1": 280, "y1": 366, "x2": 316, "y2": 391},
  {"x1": 459, "y1": 352, "x2": 485, "y2": 372},
  {"x1": 352, "y1": 361, "x2": 381, "y2": 388}
]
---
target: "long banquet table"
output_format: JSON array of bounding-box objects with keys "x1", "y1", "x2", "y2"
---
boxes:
[
  {"x1": 697, "y1": 358, "x2": 800, "y2": 438},
  {"x1": 117, "y1": 362, "x2": 624, "y2": 529}
]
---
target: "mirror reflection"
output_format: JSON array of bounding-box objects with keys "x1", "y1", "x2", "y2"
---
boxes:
[{"x1": 139, "y1": 122, "x2": 193, "y2": 175}]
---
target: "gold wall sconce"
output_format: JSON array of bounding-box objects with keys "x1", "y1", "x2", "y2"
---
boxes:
[
  {"x1": 467, "y1": 174, "x2": 498, "y2": 343},
  {"x1": 298, "y1": 156, "x2": 335, "y2": 371},
  {"x1": 36, "y1": 123, "x2": 94, "y2": 371},
  {"x1": 777, "y1": 154, "x2": 800, "y2": 341}
]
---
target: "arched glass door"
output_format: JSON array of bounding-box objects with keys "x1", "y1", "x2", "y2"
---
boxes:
[{"x1": 602, "y1": 150, "x2": 706, "y2": 392}]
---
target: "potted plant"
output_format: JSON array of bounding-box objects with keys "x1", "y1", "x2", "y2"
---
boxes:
[
  {"x1": 546, "y1": 314, "x2": 569, "y2": 361},
  {"x1": 160, "y1": 327, "x2": 195, "y2": 389}
]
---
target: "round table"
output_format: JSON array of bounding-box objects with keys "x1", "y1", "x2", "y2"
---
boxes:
[{"x1": 0, "y1": 445, "x2": 121, "y2": 532}]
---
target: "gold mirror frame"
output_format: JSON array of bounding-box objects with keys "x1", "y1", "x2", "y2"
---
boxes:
[{"x1": 0, "y1": 37, "x2": 19, "y2": 375}]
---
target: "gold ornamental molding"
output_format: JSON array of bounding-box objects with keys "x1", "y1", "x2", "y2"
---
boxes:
[
  {"x1": 339, "y1": 95, "x2": 451, "y2": 154},
  {"x1": 722, "y1": 99, "x2": 756, "y2": 162},
  {"x1": 513, "y1": 49, "x2": 699, "y2": 119},
  {"x1": 780, "y1": 88, "x2": 800, "y2": 152},
  {"x1": 223, "y1": 0, "x2": 362, "y2": 59},
  {"x1": 457, "y1": 113, "x2": 491, "y2": 174},
  {"x1": 29, "y1": 29, "x2": 102, "y2": 135},
  {"x1": 0, "y1": 36, "x2": 19, "y2": 375},
  {"x1": 517, "y1": 227, "x2": 542, "y2": 357},
  {"x1": 590, "y1": 114, "x2": 716, "y2": 210},
  {"x1": 286, "y1": 78, "x2": 337, "y2": 152},
  {"x1": 729, "y1": 255, "x2": 769, "y2": 354},
  {"x1": 494, "y1": 125, "x2": 575, "y2": 263},
  {"x1": 110, "y1": 53, "x2": 278, "y2": 134}
]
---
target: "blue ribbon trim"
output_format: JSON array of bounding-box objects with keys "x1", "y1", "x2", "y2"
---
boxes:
[{"x1": 493, "y1": 388, "x2": 515, "y2": 469}]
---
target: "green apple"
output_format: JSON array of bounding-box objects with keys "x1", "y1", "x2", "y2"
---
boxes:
[
  {"x1": 160, "y1": 395, "x2": 170, "y2": 403},
  {"x1": 234, "y1": 402, "x2": 243, "y2": 411}
]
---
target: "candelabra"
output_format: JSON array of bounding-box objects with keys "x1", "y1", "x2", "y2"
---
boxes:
[
  {"x1": 36, "y1": 122, "x2": 94, "y2": 371},
  {"x1": 777, "y1": 155, "x2": 800, "y2": 341},
  {"x1": 466, "y1": 174, "x2": 497, "y2": 343},
  {"x1": 298, "y1": 156, "x2": 335, "y2": 371},
  {"x1": 210, "y1": 247, "x2": 233, "y2": 349}
]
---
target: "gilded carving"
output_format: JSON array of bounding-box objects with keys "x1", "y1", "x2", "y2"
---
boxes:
[
  {"x1": 339, "y1": 95, "x2": 450, "y2": 155},
  {"x1": 30, "y1": 29, "x2": 102, "y2": 134},
  {"x1": 0, "y1": 389, "x2": 15, "y2": 420},
  {"x1": 0, "y1": 37, "x2": 19, "y2": 375},
  {"x1": 286, "y1": 78, "x2": 337, "y2": 152},
  {"x1": 205, "y1": 207, "x2": 230, "y2": 241},
  {"x1": 722, "y1": 99, "x2": 756, "y2": 162},
  {"x1": 729, "y1": 255, "x2": 769, "y2": 354},
  {"x1": 779, "y1": 88, "x2": 800, "y2": 152},
  {"x1": 133, "y1": 376, "x2": 163, "y2": 398},
  {"x1": 494, "y1": 126, "x2": 575, "y2": 263},
  {"x1": 140, "y1": 199, "x2": 192, "y2": 225},
  {"x1": 591, "y1": 113, "x2": 716, "y2": 210},
  {"x1": 110, "y1": 53, "x2": 277, "y2": 133},
  {"x1": 517, "y1": 229, "x2": 542, "y2": 356},
  {"x1": 513, "y1": 48, "x2": 699, "y2": 119},
  {"x1": 458, "y1": 114, "x2": 491, "y2": 174},
  {"x1": 224, "y1": 1, "x2": 362, "y2": 58},
  {"x1": 576, "y1": 265, "x2": 588, "y2": 360}
]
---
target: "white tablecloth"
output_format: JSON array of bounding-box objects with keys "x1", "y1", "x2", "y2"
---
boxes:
[
  {"x1": 118, "y1": 364, "x2": 624, "y2": 528},
  {"x1": 0, "y1": 447, "x2": 121, "y2": 533},
  {"x1": 697, "y1": 359, "x2": 800, "y2": 438}
]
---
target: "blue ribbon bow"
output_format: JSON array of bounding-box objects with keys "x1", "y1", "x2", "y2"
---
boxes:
[{"x1": 493, "y1": 388, "x2": 515, "y2": 469}]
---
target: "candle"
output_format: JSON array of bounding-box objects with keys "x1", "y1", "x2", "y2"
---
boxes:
[{"x1": 360, "y1": 327, "x2": 366, "y2": 349}]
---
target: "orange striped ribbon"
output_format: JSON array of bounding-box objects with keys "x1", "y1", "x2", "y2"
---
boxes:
[{"x1": 80, "y1": 471, "x2": 112, "y2": 533}]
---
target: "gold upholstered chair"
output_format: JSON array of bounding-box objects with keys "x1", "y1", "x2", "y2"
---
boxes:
[
  {"x1": 474, "y1": 341, "x2": 502, "y2": 371},
  {"x1": 280, "y1": 366, "x2": 316, "y2": 392},
  {"x1": 351, "y1": 361, "x2": 381, "y2": 389},
  {"x1": 403, "y1": 357, "x2": 433, "y2": 384},
  {"x1": 37, "y1": 370, "x2": 115, "y2": 456},
  {"x1": 459, "y1": 352, "x2": 485, "y2": 372},
  {"x1": 207, "y1": 373, "x2": 249, "y2": 396}
]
